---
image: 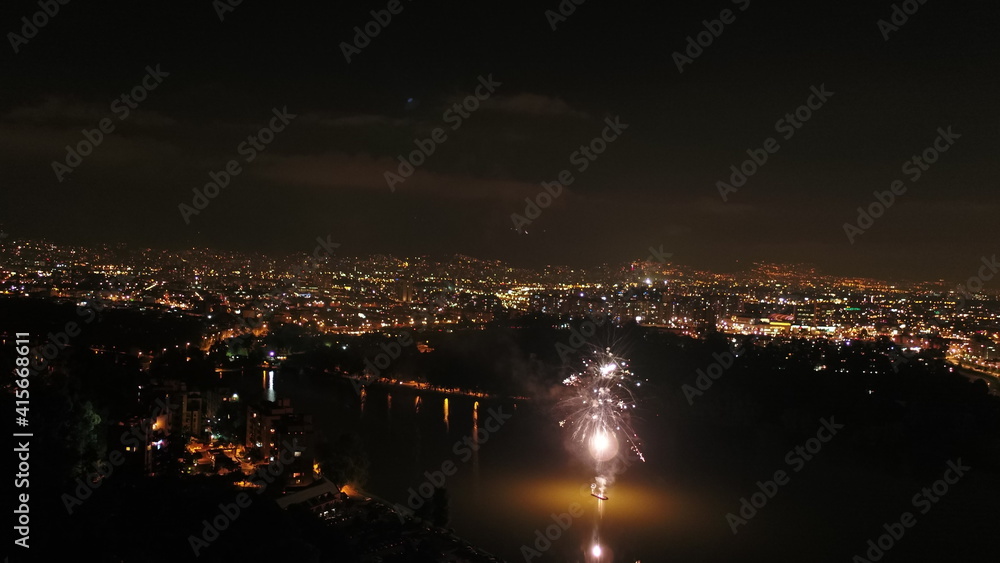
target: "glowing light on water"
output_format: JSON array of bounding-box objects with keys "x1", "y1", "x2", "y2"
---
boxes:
[
  {"x1": 591, "y1": 544, "x2": 602, "y2": 558},
  {"x1": 360, "y1": 387, "x2": 366, "y2": 414},
  {"x1": 443, "y1": 398, "x2": 450, "y2": 432},
  {"x1": 472, "y1": 400, "x2": 480, "y2": 479},
  {"x1": 473, "y1": 401, "x2": 479, "y2": 443},
  {"x1": 265, "y1": 370, "x2": 276, "y2": 402},
  {"x1": 415, "y1": 395, "x2": 422, "y2": 413}
]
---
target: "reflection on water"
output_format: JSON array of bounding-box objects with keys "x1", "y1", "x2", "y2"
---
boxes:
[
  {"x1": 262, "y1": 370, "x2": 276, "y2": 402},
  {"x1": 472, "y1": 401, "x2": 479, "y2": 485},
  {"x1": 589, "y1": 541, "x2": 604, "y2": 562},
  {"x1": 450, "y1": 472, "x2": 687, "y2": 563},
  {"x1": 443, "y1": 398, "x2": 449, "y2": 433},
  {"x1": 274, "y1": 372, "x2": 700, "y2": 562}
]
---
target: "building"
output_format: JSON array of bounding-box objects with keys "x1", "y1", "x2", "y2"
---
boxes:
[
  {"x1": 275, "y1": 478, "x2": 345, "y2": 515},
  {"x1": 794, "y1": 303, "x2": 816, "y2": 326},
  {"x1": 246, "y1": 398, "x2": 294, "y2": 457},
  {"x1": 246, "y1": 398, "x2": 318, "y2": 487}
]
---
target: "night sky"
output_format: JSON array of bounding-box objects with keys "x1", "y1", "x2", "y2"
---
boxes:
[{"x1": 1, "y1": 0, "x2": 997, "y2": 280}]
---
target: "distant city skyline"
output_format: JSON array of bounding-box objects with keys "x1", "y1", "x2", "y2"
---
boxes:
[{"x1": 2, "y1": 234, "x2": 993, "y2": 294}]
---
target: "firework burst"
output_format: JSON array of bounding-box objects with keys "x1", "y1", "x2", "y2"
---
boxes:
[
  {"x1": 556, "y1": 342, "x2": 646, "y2": 561},
  {"x1": 559, "y1": 346, "x2": 645, "y2": 472}
]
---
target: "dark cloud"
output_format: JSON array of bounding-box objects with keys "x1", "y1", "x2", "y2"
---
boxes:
[{"x1": 0, "y1": 0, "x2": 996, "y2": 280}]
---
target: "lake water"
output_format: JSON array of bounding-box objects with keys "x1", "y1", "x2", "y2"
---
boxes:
[
  {"x1": 275, "y1": 373, "x2": 748, "y2": 563},
  {"x1": 272, "y1": 371, "x2": 1000, "y2": 563}
]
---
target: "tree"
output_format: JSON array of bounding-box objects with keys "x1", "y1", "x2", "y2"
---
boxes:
[{"x1": 318, "y1": 433, "x2": 370, "y2": 488}]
